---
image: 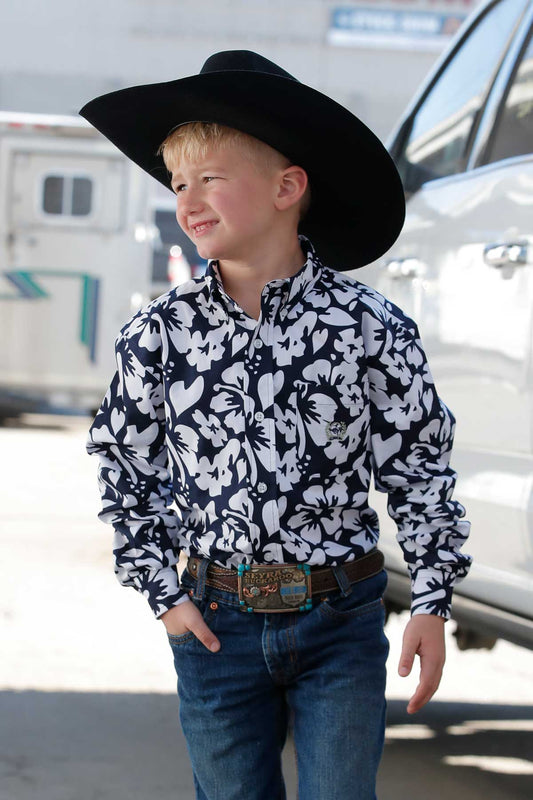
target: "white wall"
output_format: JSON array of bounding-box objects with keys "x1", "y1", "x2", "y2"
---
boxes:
[{"x1": 0, "y1": 0, "x2": 476, "y2": 140}]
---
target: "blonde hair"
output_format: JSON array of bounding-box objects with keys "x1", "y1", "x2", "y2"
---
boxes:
[{"x1": 158, "y1": 122, "x2": 311, "y2": 219}]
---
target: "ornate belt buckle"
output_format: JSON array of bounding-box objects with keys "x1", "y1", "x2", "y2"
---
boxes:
[{"x1": 237, "y1": 563, "x2": 312, "y2": 613}]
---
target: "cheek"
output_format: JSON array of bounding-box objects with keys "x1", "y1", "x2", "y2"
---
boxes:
[
  {"x1": 175, "y1": 205, "x2": 189, "y2": 234},
  {"x1": 225, "y1": 194, "x2": 268, "y2": 227}
]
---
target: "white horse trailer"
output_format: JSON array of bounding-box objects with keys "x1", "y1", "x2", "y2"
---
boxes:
[{"x1": 0, "y1": 111, "x2": 153, "y2": 418}]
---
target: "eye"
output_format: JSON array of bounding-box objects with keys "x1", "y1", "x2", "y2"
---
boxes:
[
  {"x1": 175, "y1": 184, "x2": 187, "y2": 193},
  {"x1": 203, "y1": 176, "x2": 216, "y2": 184}
]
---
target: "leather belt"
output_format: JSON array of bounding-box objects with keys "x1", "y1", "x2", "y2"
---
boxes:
[{"x1": 186, "y1": 549, "x2": 384, "y2": 613}]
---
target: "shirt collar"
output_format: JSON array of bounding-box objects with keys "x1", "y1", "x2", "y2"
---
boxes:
[{"x1": 206, "y1": 236, "x2": 323, "y2": 319}]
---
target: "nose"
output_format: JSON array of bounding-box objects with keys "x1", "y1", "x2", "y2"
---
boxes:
[
  {"x1": 177, "y1": 185, "x2": 204, "y2": 219},
  {"x1": 176, "y1": 187, "x2": 205, "y2": 233}
]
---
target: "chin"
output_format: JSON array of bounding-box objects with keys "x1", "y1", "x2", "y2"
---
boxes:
[
  {"x1": 198, "y1": 248, "x2": 220, "y2": 262},
  {"x1": 195, "y1": 240, "x2": 224, "y2": 260},
  {"x1": 198, "y1": 245, "x2": 233, "y2": 262}
]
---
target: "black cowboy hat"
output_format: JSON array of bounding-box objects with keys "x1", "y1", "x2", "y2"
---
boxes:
[{"x1": 79, "y1": 50, "x2": 405, "y2": 271}]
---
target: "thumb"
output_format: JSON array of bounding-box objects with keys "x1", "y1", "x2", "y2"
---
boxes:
[
  {"x1": 189, "y1": 614, "x2": 221, "y2": 653},
  {"x1": 399, "y1": 626, "x2": 418, "y2": 677}
]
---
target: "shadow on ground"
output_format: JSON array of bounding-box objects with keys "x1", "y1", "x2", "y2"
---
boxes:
[
  {"x1": 0, "y1": 691, "x2": 531, "y2": 800},
  {"x1": 380, "y1": 699, "x2": 533, "y2": 799}
]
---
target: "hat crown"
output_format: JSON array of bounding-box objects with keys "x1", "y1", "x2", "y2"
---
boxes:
[{"x1": 200, "y1": 50, "x2": 297, "y2": 82}]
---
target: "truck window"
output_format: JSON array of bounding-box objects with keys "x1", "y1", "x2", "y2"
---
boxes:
[
  {"x1": 485, "y1": 26, "x2": 533, "y2": 163},
  {"x1": 396, "y1": 0, "x2": 527, "y2": 194},
  {"x1": 42, "y1": 175, "x2": 93, "y2": 217}
]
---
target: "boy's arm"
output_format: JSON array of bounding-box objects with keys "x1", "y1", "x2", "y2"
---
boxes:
[
  {"x1": 87, "y1": 310, "x2": 188, "y2": 619},
  {"x1": 364, "y1": 304, "x2": 471, "y2": 710}
]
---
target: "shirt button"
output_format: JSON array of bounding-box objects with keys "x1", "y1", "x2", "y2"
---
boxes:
[
  {"x1": 253, "y1": 339, "x2": 264, "y2": 349},
  {"x1": 257, "y1": 482, "x2": 267, "y2": 494},
  {"x1": 255, "y1": 411, "x2": 264, "y2": 422}
]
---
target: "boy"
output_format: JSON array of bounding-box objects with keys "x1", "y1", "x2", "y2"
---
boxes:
[{"x1": 81, "y1": 51, "x2": 471, "y2": 800}]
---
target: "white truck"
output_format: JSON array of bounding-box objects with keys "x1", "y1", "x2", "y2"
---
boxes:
[
  {"x1": 357, "y1": 0, "x2": 533, "y2": 651},
  {"x1": 0, "y1": 111, "x2": 154, "y2": 418}
]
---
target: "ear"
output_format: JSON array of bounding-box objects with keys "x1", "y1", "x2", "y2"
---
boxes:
[{"x1": 274, "y1": 165, "x2": 308, "y2": 212}]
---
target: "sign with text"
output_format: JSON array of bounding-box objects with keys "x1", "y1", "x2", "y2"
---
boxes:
[{"x1": 329, "y1": 5, "x2": 468, "y2": 51}]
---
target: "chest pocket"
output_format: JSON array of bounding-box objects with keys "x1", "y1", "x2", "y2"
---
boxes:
[{"x1": 295, "y1": 388, "x2": 367, "y2": 468}]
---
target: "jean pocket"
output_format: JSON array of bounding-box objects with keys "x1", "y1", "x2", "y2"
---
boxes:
[
  {"x1": 317, "y1": 570, "x2": 387, "y2": 623},
  {"x1": 318, "y1": 593, "x2": 385, "y2": 623},
  {"x1": 167, "y1": 630, "x2": 196, "y2": 646}
]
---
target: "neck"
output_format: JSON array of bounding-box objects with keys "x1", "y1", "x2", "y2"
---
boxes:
[{"x1": 216, "y1": 232, "x2": 306, "y2": 302}]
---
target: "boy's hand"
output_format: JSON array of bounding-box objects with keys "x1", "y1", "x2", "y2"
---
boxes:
[
  {"x1": 398, "y1": 613, "x2": 446, "y2": 714},
  {"x1": 161, "y1": 599, "x2": 221, "y2": 653}
]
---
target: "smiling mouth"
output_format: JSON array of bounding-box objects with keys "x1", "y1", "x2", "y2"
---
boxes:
[{"x1": 190, "y1": 221, "x2": 218, "y2": 236}]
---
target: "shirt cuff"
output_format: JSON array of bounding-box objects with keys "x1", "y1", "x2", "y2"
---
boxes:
[
  {"x1": 142, "y1": 565, "x2": 190, "y2": 618},
  {"x1": 410, "y1": 567, "x2": 455, "y2": 620},
  {"x1": 153, "y1": 592, "x2": 191, "y2": 618}
]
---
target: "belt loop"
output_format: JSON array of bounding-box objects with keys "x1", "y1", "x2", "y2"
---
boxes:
[
  {"x1": 332, "y1": 565, "x2": 352, "y2": 597},
  {"x1": 193, "y1": 559, "x2": 210, "y2": 601}
]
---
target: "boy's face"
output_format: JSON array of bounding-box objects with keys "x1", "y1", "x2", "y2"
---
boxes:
[{"x1": 170, "y1": 142, "x2": 284, "y2": 263}]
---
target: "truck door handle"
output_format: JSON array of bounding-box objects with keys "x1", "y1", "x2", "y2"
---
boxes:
[
  {"x1": 483, "y1": 242, "x2": 528, "y2": 268},
  {"x1": 385, "y1": 257, "x2": 424, "y2": 279}
]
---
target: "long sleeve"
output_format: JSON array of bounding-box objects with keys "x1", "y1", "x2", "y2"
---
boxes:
[
  {"x1": 364, "y1": 306, "x2": 471, "y2": 619},
  {"x1": 87, "y1": 311, "x2": 188, "y2": 617}
]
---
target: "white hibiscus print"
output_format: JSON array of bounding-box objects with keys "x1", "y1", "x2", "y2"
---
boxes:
[
  {"x1": 278, "y1": 451, "x2": 302, "y2": 491},
  {"x1": 276, "y1": 400, "x2": 298, "y2": 444},
  {"x1": 272, "y1": 311, "x2": 318, "y2": 366},
  {"x1": 167, "y1": 423, "x2": 199, "y2": 483},
  {"x1": 334, "y1": 327, "x2": 365, "y2": 365},
  {"x1": 195, "y1": 439, "x2": 244, "y2": 497},
  {"x1": 191, "y1": 409, "x2": 228, "y2": 448},
  {"x1": 187, "y1": 329, "x2": 227, "y2": 371},
  {"x1": 382, "y1": 373, "x2": 425, "y2": 431}
]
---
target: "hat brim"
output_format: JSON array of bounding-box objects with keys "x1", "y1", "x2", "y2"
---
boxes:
[{"x1": 80, "y1": 71, "x2": 405, "y2": 270}]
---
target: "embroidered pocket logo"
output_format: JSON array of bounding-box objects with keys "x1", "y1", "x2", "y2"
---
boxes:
[{"x1": 326, "y1": 420, "x2": 347, "y2": 441}]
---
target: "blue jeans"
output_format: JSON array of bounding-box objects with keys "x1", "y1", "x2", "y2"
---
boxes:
[{"x1": 168, "y1": 565, "x2": 389, "y2": 800}]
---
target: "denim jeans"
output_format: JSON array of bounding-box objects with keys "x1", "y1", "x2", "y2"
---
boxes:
[{"x1": 167, "y1": 564, "x2": 389, "y2": 800}]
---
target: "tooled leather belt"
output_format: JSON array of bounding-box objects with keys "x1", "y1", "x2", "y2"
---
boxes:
[{"x1": 186, "y1": 549, "x2": 385, "y2": 613}]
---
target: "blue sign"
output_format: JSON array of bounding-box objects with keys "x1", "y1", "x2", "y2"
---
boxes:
[{"x1": 329, "y1": 6, "x2": 466, "y2": 50}]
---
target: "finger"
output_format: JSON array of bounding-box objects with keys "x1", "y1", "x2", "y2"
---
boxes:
[
  {"x1": 407, "y1": 681, "x2": 438, "y2": 714},
  {"x1": 189, "y1": 617, "x2": 221, "y2": 652},
  {"x1": 398, "y1": 629, "x2": 418, "y2": 677},
  {"x1": 407, "y1": 658, "x2": 443, "y2": 714}
]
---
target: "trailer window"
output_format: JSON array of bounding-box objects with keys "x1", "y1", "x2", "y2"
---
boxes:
[{"x1": 42, "y1": 175, "x2": 93, "y2": 217}]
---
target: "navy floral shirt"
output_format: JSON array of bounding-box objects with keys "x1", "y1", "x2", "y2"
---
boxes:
[{"x1": 88, "y1": 237, "x2": 471, "y2": 619}]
